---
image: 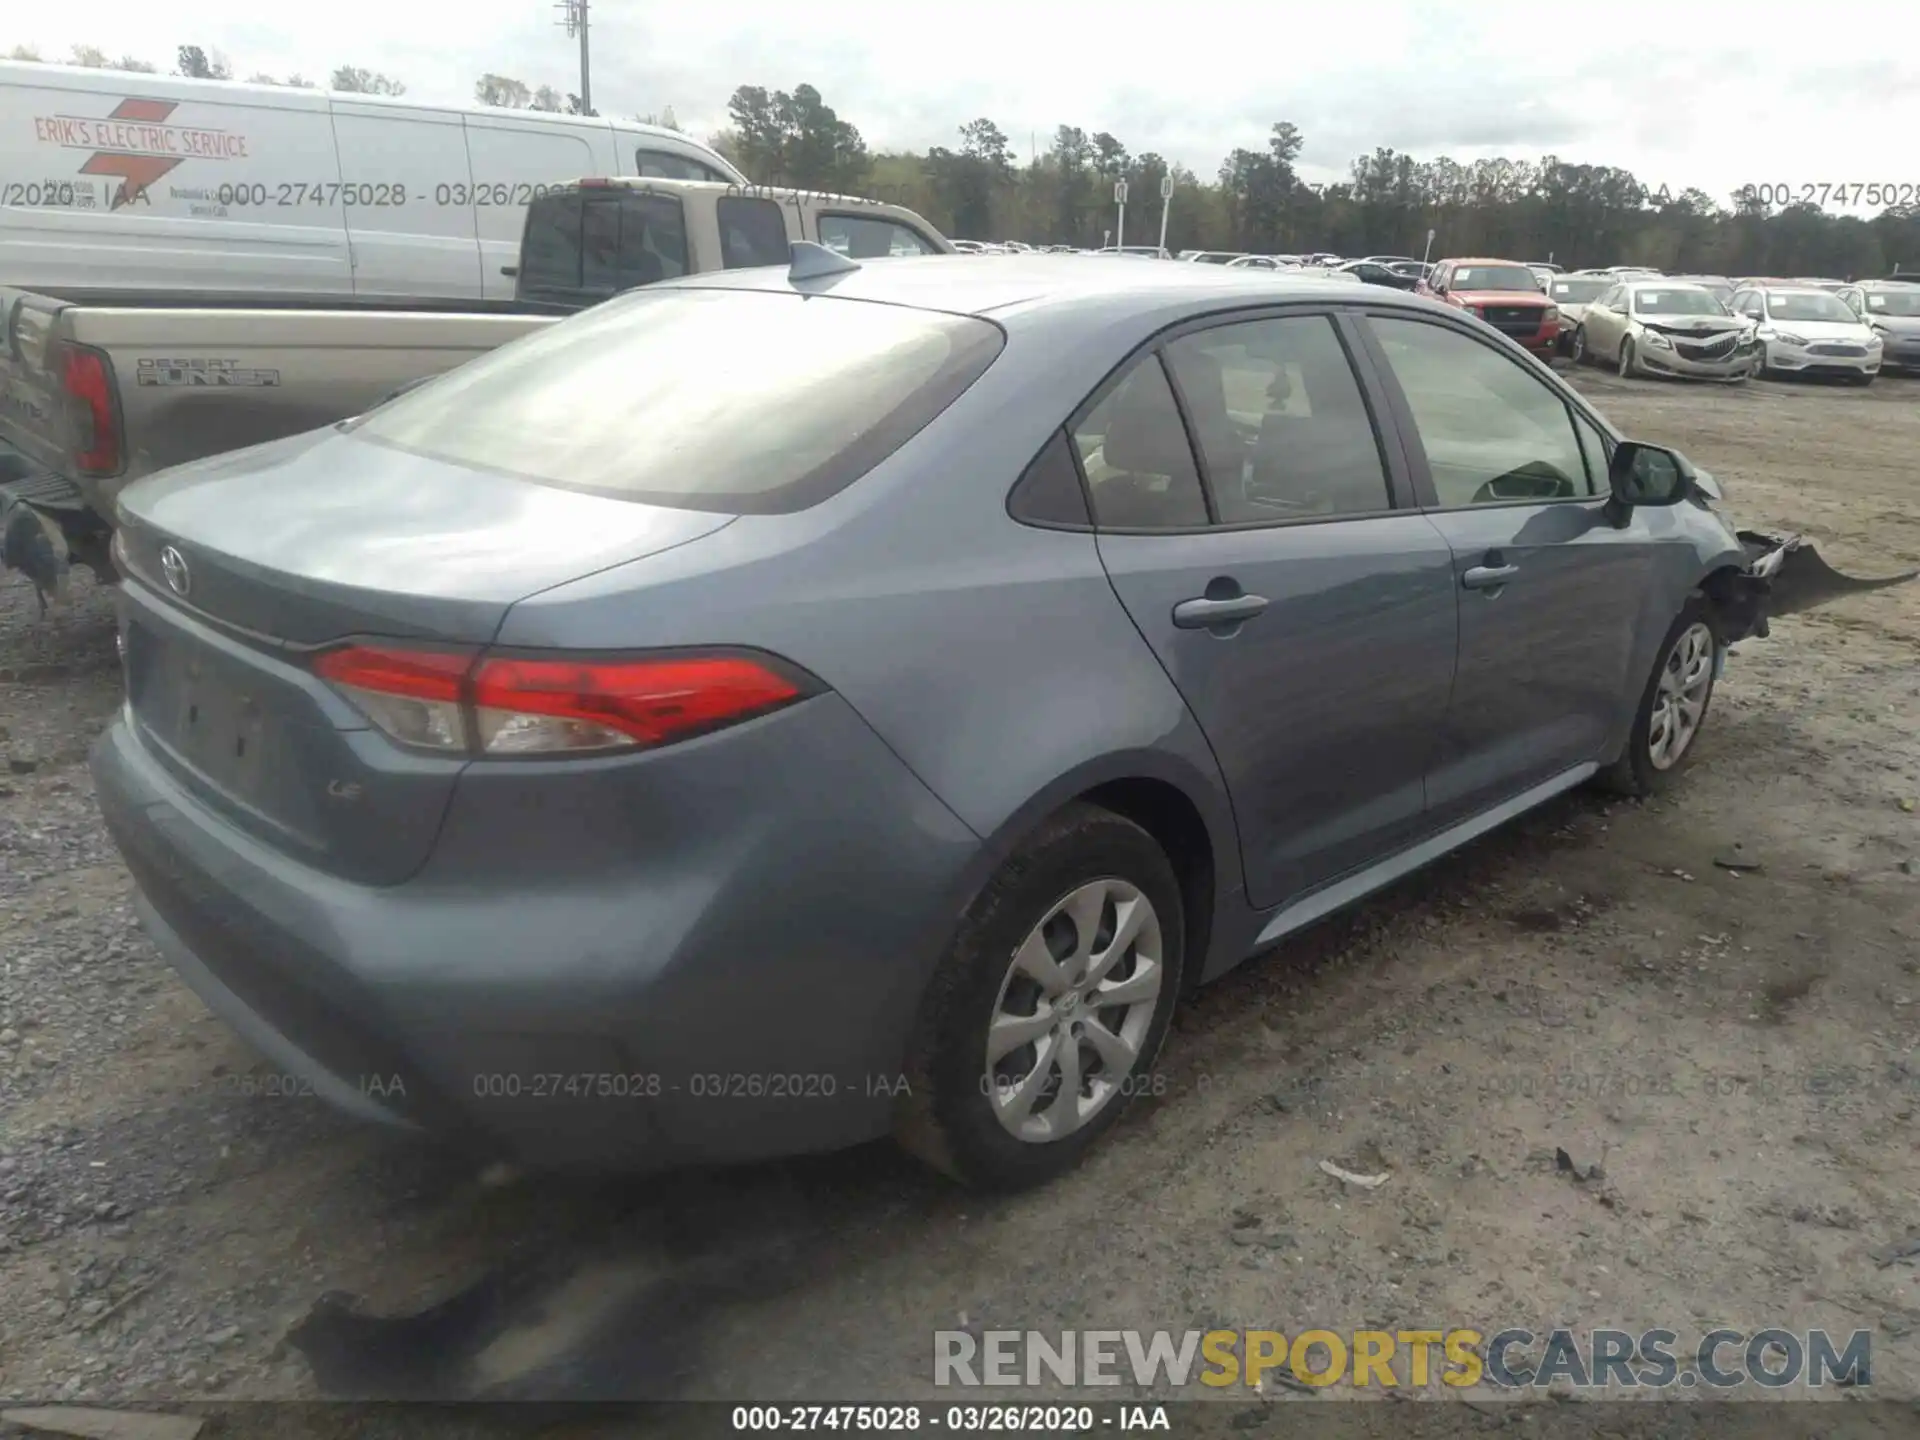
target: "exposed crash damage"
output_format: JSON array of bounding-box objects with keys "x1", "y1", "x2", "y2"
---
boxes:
[{"x1": 1729, "y1": 529, "x2": 1919, "y2": 634}]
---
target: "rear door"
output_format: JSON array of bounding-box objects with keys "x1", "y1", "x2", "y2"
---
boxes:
[
  {"x1": 1356, "y1": 310, "x2": 1657, "y2": 823},
  {"x1": 715, "y1": 193, "x2": 800, "y2": 268},
  {"x1": 332, "y1": 99, "x2": 481, "y2": 298},
  {"x1": 1081, "y1": 308, "x2": 1458, "y2": 909},
  {"x1": 462, "y1": 115, "x2": 612, "y2": 299}
]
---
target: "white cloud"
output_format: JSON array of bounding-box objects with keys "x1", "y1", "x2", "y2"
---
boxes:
[{"x1": 18, "y1": 0, "x2": 1919, "y2": 210}]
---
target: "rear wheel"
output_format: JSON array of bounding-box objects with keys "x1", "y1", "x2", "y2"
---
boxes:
[
  {"x1": 1596, "y1": 600, "x2": 1720, "y2": 798},
  {"x1": 895, "y1": 803, "x2": 1185, "y2": 1189}
]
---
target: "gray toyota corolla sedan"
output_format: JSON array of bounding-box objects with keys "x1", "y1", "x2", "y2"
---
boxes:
[{"x1": 93, "y1": 251, "x2": 1781, "y2": 1190}]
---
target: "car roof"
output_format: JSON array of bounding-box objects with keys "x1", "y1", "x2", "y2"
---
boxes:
[
  {"x1": 1623, "y1": 278, "x2": 1708, "y2": 289},
  {"x1": 1442, "y1": 257, "x2": 1532, "y2": 266},
  {"x1": 651, "y1": 252, "x2": 1415, "y2": 328}
]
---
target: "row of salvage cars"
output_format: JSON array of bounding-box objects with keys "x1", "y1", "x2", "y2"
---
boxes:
[{"x1": 1553, "y1": 273, "x2": 1920, "y2": 385}]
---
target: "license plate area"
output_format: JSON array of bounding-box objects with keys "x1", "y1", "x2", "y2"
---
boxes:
[{"x1": 127, "y1": 619, "x2": 276, "y2": 802}]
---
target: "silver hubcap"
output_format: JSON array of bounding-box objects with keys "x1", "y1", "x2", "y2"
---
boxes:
[
  {"x1": 985, "y1": 878, "x2": 1165, "y2": 1143},
  {"x1": 1648, "y1": 622, "x2": 1714, "y2": 770}
]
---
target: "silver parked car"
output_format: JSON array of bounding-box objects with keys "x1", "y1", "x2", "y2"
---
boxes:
[
  {"x1": 1836, "y1": 281, "x2": 1920, "y2": 373},
  {"x1": 1730, "y1": 286, "x2": 1884, "y2": 383},
  {"x1": 93, "y1": 252, "x2": 1853, "y2": 1189},
  {"x1": 1571, "y1": 280, "x2": 1758, "y2": 381}
]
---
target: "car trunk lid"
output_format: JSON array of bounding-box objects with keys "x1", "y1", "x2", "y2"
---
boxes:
[{"x1": 113, "y1": 425, "x2": 735, "y2": 884}]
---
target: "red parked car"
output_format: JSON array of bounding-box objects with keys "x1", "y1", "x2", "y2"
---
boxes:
[{"x1": 1417, "y1": 258, "x2": 1560, "y2": 360}]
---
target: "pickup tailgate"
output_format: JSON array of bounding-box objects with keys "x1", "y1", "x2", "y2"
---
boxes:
[
  {"x1": 0, "y1": 288, "x2": 75, "y2": 482},
  {"x1": 4, "y1": 290, "x2": 560, "y2": 515}
]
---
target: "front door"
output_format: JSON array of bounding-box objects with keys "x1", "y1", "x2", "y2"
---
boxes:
[
  {"x1": 1358, "y1": 312, "x2": 1661, "y2": 824},
  {"x1": 1079, "y1": 310, "x2": 1458, "y2": 909}
]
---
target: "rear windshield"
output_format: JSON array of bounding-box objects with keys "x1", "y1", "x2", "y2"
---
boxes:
[{"x1": 353, "y1": 289, "x2": 1005, "y2": 514}]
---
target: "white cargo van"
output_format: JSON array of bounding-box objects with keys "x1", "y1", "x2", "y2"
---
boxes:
[{"x1": 0, "y1": 60, "x2": 748, "y2": 301}]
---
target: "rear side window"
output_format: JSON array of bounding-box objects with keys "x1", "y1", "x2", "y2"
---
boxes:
[
  {"x1": 717, "y1": 196, "x2": 791, "y2": 269},
  {"x1": 354, "y1": 289, "x2": 1005, "y2": 514},
  {"x1": 820, "y1": 213, "x2": 938, "y2": 258},
  {"x1": 1069, "y1": 357, "x2": 1211, "y2": 530},
  {"x1": 519, "y1": 192, "x2": 585, "y2": 291},
  {"x1": 636, "y1": 147, "x2": 730, "y2": 182}
]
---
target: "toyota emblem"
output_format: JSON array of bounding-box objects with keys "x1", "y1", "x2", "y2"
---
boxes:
[{"x1": 159, "y1": 545, "x2": 191, "y2": 598}]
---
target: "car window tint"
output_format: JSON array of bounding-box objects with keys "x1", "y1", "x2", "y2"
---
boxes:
[
  {"x1": 1008, "y1": 429, "x2": 1091, "y2": 527},
  {"x1": 1368, "y1": 317, "x2": 1590, "y2": 507},
  {"x1": 820, "y1": 213, "x2": 937, "y2": 258},
  {"x1": 717, "y1": 196, "x2": 790, "y2": 269},
  {"x1": 519, "y1": 192, "x2": 583, "y2": 290},
  {"x1": 1164, "y1": 314, "x2": 1392, "y2": 523},
  {"x1": 1070, "y1": 356, "x2": 1211, "y2": 530},
  {"x1": 581, "y1": 193, "x2": 688, "y2": 292}
]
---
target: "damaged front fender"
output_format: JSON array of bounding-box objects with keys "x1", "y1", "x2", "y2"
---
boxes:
[{"x1": 1712, "y1": 529, "x2": 1920, "y2": 641}]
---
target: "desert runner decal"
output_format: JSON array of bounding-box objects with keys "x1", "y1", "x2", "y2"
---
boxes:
[
  {"x1": 32, "y1": 98, "x2": 249, "y2": 210},
  {"x1": 136, "y1": 358, "x2": 281, "y2": 388}
]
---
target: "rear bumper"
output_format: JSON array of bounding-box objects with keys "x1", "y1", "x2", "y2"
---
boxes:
[{"x1": 92, "y1": 692, "x2": 983, "y2": 1172}]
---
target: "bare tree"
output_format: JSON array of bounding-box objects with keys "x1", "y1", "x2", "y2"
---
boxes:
[
  {"x1": 635, "y1": 107, "x2": 680, "y2": 130},
  {"x1": 531, "y1": 84, "x2": 565, "y2": 112},
  {"x1": 69, "y1": 44, "x2": 109, "y2": 67},
  {"x1": 176, "y1": 45, "x2": 232, "y2": 79},
  {"x1": 8, "y1": 44, "x2": 44, "y2": 61},
  {"x1": 117, "y1": 55, "x2": 158, "y2": 72},
  {"x1": 474, "y1": 73, "x2": 532, "y2": 108},
  {"x1": 330, "y1": 65, "x2": 405, "y2": 95}
]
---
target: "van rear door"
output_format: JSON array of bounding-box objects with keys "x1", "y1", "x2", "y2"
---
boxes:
[
  {"x1": 332, "y1": 99, "x2": 481, "y2": 299},
  {"x1": 463, "y1": 115, "x2": 617, "y2": 300}
]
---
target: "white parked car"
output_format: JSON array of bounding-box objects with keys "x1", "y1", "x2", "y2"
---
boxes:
[
  {"x1": 1730, "y1": 286, "x2": 1883, "y2": 384},
  {"x1": 1571, "y1": 280, "x2": 1759, "y2": 382},
  {"x1": 0, "y1": 58, "x2": 745, "y2": 300}
]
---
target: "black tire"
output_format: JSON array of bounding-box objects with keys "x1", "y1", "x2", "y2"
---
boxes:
[
  {"x1": 1851, "y1": 372, "x2": 1876, "y2": 387},
  {"x1": 1595, "y1": 599, "x2": 1722, "y2": 799},
  {"x1": 1617, "y1": 336, "x2": 1636, "y2": 378},
  {"x1": 895, "y1": 802, "x2": 1186, "y2": 1190},
  {"x1": 1569, "y1": 326, "x2": 1588, "y2": 365}
]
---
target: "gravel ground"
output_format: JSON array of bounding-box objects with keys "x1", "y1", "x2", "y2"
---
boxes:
[{"x1": 2, "y1": 369, "x2": 1919, "y2": 1436}]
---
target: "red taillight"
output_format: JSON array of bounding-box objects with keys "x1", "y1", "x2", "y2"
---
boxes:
[
  {"x1": 471, "y1": 655, "x2": 802, "y2": 753},
  {"x1": 312, "y1": 644, "x2": 811, "y2": 757},
  {"x1": 59, "y1": 343, "x2": 121, "y2": 477},
  {"x1": 577, "y1": 177, "x2": 613, "y2": 188}
]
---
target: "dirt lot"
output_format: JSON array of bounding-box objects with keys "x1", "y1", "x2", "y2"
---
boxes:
[{"x1": 2, "y1": 368, "x2": 1919, "y2": 1434}]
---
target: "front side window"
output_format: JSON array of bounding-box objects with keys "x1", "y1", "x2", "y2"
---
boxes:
[
  {"x1": 820, "y1": 213, "x2": 937, "y2": 258},
  {"x1": 1069, "y1": 357, "x2": 1211, "y2": 530},
  {"x1": 353, "y1": 289, "x2": 1004, "y2": 514},
  {"x1": 1163, "y1": 315, "x2": 1392, "y2": 523},
  {"x1": 1367, "y1": 316, "x2": 1592, "y2": 507},
  {"x1": 716, "y1": 195, "x2": 791, "y2": 269}
]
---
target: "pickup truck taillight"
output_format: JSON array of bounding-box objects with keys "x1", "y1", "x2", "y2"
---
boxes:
[{"x1": 57, "y1": 342, "x2": 122, "y2": 478}]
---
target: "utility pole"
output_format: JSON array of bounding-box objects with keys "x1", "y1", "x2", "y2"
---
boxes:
[{"x1": 556, "y1": 0, "x2": 590, "y2": 114}]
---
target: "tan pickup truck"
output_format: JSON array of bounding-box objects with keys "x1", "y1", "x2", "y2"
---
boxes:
[{"x1": 0, "y1": 178, "x2": 950, "y2": 582}]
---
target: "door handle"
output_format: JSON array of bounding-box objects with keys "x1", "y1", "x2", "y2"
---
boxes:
[
  {"x1": 1462, "y1": 564, "x2": 1519, "y2": 590},
  {"x1": 1173, "y1": 594, "x2": 1269, "y2": 629}
]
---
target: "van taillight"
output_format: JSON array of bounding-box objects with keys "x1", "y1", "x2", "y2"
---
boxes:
[
  {"x1": 313, "y1": 644, "x2": 817, "y2": 757},
  {"x1": 59, "y1": 343, "x2": 121, "y2": 477}
]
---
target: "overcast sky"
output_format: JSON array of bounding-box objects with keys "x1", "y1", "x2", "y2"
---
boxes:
[{"x1": 16, "y1": 0, "x2": 1917, "y2": 212}]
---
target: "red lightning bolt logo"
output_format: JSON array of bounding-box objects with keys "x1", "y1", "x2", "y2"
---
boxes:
[{"x1": 79, "y1": 98, "x2": 182, "y2": 210}]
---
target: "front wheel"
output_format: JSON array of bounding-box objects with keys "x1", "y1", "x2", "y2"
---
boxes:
[
  {"x1": 1569, "y1": 326, "x2": 1589, "y2": 365},
  {"x1": 895, "y1": 803, "x2": 1186, "y2": 1189},
  {"x1": 1596, "y1": 601, "x2": 1720, "y2": 798},
  {"x1": 1850, "y1": 371, "x2": 1876, "y2": 387},
  {"x1": 1617, "y1": 336, "x2": 1637, "y2": 378}
]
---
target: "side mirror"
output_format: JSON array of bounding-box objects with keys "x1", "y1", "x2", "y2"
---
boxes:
[
  {"x1": 500, "y1": 264, "x2": 520, "y2": 278},
  {"x1": 1605, "y1": 440, "x2": 1693, "y2": 525}
]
